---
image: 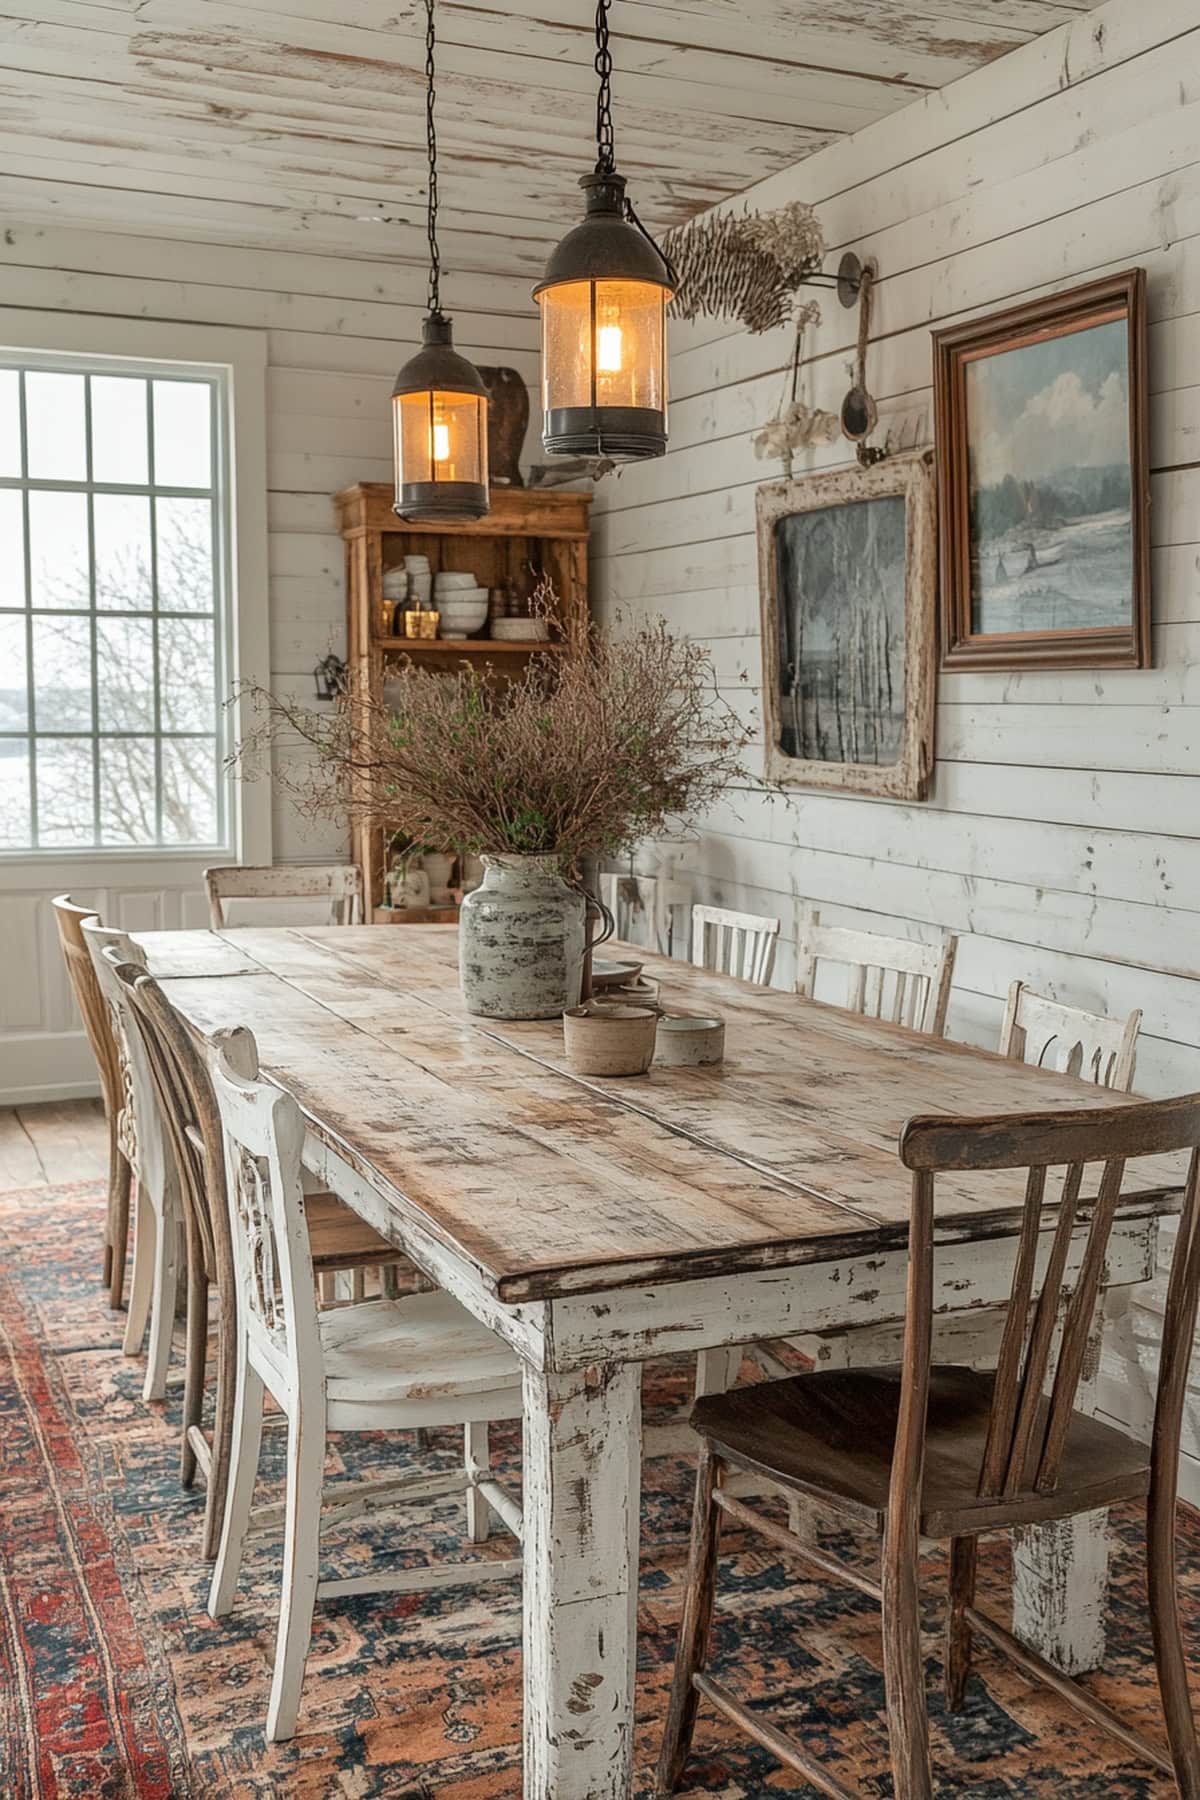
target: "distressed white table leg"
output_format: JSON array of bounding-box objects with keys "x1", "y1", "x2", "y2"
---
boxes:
[
  {"x1": 1012, "y1": 1312, "x2": 1111, "y2": 1674},
  {"x1": 1012, "y1": 1509, "x2": 1111, "y2": 1673},
  {"x1": 523, "y1": 1361, "x2": 642, "y2": 1800}
]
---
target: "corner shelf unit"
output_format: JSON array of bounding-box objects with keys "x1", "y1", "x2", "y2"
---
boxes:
[{"x1": 335, "y1": 483, "x2": 592, "y2": 919}]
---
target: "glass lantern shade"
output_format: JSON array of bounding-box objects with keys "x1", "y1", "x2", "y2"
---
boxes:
[
  {"x1": 535, "y1": 173, "x2": 672, "y2": 461},
  {"x1": 391, "y1": 315, "x2": 489, "y2": 521}
]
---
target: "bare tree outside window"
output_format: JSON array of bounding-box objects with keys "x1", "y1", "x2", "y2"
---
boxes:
[{"x1": 0, "y1": 361, "x2": 227, "y2": 851}]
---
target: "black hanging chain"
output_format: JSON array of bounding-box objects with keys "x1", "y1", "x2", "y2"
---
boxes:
[
  {"x1": 593, "y1": 0, "x2": 615, "y2": 175},
  {"x1": 424, "y1": 0, "x2": 441, "y2": 318}
]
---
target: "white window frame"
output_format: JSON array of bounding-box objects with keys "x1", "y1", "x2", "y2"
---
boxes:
[{"x1": 0, "y1": 312, "x2": 271, "y2": 879}]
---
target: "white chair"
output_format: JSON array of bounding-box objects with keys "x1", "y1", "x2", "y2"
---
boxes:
[
  {"x1": 206, "y1": 1025, "x2": 524, "y2": 1743},
  {"x1": 82, "y1": 922, "x2": 183, "y2": 1402},
  {"x1": 204, "y1": 864, "x2": 364, "y2": 929},
  {"x1": 999, "y1": 980, "x2": 1140, "y2": 1092},
  {"x1": 795, "y1": 908, "x2": 957, "y2": 1037},
  {"x1": 691, "y1": 904, "x2": 781, "y2": 986}
]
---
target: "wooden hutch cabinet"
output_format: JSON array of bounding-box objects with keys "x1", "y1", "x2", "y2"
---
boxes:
[{"x1": 334, "y1": 483, "x2": 592, "y2": 920}]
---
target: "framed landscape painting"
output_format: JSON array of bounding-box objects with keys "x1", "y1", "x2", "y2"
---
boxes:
[
  {"x1": 934, "y1": 269, "x2": 1149, "y2": 670},
  {"x1": 756, "y1": 451, "x2": 937, "y2": 800}
]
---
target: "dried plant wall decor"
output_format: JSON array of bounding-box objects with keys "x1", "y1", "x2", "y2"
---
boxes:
[
  {"x1": 757, "y1": 451, "x2": 937, "y2": 800},
  {"x1": 664, "y1": 201, "x2": 826, "y2": 334}
]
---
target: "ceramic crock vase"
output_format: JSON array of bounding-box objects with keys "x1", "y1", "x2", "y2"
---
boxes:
[{"x1": 459, "y1": 854, "x2": 586, "y2": 1019}]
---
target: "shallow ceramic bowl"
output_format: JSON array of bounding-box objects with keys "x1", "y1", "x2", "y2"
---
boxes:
[
  {"x1": 563, "y1": 1003, "x2": 656, "y2": 1077},
  {"x1": 655, "y1": 1013, "x2": 725, "y2": 1067},
  {"x1": 434, "y1": 571, "x2": 478, "y2": 591},
  {"x1": 591, "y1": 958, "x2": 644, "y2": 990},
  {"x1": 490, "y1": 617, "x2": 551, "y2": 642}
]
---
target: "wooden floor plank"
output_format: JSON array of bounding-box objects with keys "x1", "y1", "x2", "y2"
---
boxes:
[
  {"x1": 4, "y1": 1098, "x2": 108, "y2": 1187},
  {"x1": 0, "y1": 1106, "x2": 50, "y2": 1190}
]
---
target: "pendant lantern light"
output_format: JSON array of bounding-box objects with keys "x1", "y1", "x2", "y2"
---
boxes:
[
  {"x1": 391, "y1": 0, "x2": 489, "y2": 521},
  {"x1": 534, "y1": 0, "x2": 674, "y2": 462}
]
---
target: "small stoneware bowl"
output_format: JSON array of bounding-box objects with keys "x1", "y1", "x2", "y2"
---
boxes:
[
  {"x1": 655, "y1": 1013, "x2": 725, "y2": 1068},
  {"x1": 563, "y1": 1003, "x2": 657, "y2": 1077}
]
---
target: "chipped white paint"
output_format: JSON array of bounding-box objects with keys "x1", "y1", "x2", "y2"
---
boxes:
[{"x1": 523, "y1": 1361, "x2": 642, "y2": 1800}]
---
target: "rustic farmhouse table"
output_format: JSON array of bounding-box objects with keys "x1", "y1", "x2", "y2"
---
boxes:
[{"x1": 133, "y1": 924, "x2": 1183, "y2": 1800}]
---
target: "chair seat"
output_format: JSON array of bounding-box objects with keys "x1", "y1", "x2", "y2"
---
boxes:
[
  {"x1": 318, "y1": 1290, "x2": 522, "y2": 1409},
  {"x1": 691, "y1": 1365, "x2": 1151, "y2": 1538},
  {"x1": 305, "y1": 1192, "x2": 400, "y2": 1271}
]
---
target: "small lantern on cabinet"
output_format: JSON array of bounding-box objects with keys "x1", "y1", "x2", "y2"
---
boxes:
[
  {"x1": 390, "y1": 0, "x2": 489, "y2": 522},
  {"x1": 534, "y1": 0, "x2": 674, "y2": 463}
]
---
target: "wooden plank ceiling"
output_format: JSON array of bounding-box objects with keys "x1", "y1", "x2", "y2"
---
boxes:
[{"x1": 0, "y1": 0, "x2": 1100, "y2": 280}]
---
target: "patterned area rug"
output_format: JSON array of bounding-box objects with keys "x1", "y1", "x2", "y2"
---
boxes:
[{"x1": 0, "y1": 1179, "x2": 1192, "y2": 1798}]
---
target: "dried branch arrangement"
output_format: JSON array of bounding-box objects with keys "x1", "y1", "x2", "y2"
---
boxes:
[
  {"x1": 664, "y1": 200, "x2": 825, "y2": 334},
  {"x1": 234, "y1": 616, "x2": 749, "y2": 871}
]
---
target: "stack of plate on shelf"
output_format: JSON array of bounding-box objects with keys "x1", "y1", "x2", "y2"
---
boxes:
[
  {"x1": 434, "y1": 570, "x2": 488, "y2": 637},
  {"x1": 404, "y1": 554, "x2": 432, "y2": 607}
]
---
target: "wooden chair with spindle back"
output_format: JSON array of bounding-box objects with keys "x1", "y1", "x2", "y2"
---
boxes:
[
  {"x1": 120, "y1": 963, "x2": 426, "y2": 1561},
  {"x1": 82, "y1": 924, "x2": 184, "y2": 1402},
  {"x1": 795, "y1": 907, "x2": 957, "y2": 1037},
  {"x1": 1000, "y1": 979, "x2": 1141, "y2": 1092},
  {"x1": 51, "y1": 896, "x2": 133, "y2": 1307},
  {"x1": 204, "y1": 864, "x2": 364, "y2": 929},
  {"x1": 659, "y1": 1091, "x2": 1200, "y2": 1800},
  {"x1": 691, "y1": 904, "x2": 781, "y2": 986}
]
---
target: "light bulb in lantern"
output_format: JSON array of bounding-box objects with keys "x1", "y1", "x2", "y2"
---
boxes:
[
  {"x1": 597, "y1": 323, "x2": 623, "y2": 375},
  {"x1": 432, "y1": 420, "x2": 451, "y2": 462}
]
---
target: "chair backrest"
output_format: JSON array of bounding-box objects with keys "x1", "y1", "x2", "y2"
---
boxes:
[
  {"x1": 207, "y1": 1027, "x2": 319, "y2": 1397},
  {"x1": 52, "y1": 895, "x2": 122, "y2": 1119},
  {"x1": 80, "y1": 922, "x2": 163, "y2": 1195},
  {"x1": 204, "y1": 864, "x2": 365, "y2": 930},
  {"x1": 897, "y1": 1094, "x2": 1200, "y2": 1509},
  {"x1": 121, "y1": 965, "x2": 234, "y2": 1298},
  {"x1": 795, "y1": 908, "x2": 956, "y2": 1037},
  {"x1": 998, "y1": 980, "x2": 1140, "y2": 1093},
  {"x1": 691, "y1": 904, "x2": 780, "y2": 985}
]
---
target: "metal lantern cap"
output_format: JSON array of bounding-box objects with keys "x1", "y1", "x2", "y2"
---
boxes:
[
  {"x1": 533, "y1": 173, "x2": 673, "y2": 298},
  {"x1": 391, "y1": 312, "x2": 490, "y2": 400}
]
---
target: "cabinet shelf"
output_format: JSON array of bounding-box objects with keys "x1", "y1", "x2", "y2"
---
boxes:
[{"x1": 374, "y1": 636, "x2": 567, "y2": 655}]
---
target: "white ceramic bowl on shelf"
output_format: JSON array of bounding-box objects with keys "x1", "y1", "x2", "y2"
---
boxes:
[
  {"x1": 490, "y1": 617, "x2": 551, "y2": 642},
  {"x1": 434, "y1": 571, "x2": 478, "y2": 591}
]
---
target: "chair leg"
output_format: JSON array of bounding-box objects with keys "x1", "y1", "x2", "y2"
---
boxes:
[
  {"x1": 208, "y1": 1353, "x2": 264, "y2": 1619},
  {"x1": 203, "y1": 1288, "x2": 239, "y2": 1563},
  {"x1": 107, "y1": 1142, "x2": 132, "y2": 1310},
  {"x1": 945, "y1": 1537, "x2": 977, "y2": 1712},
  {"x1": 265, "y1": 1409, "x2": 326, "y2": 1743},
  {"x1": 181, "y1": 1257, "x2": 209, "y2": 1489},
  {"x1": 881, "y1": 1521, "x2": 933, "y2": 1800},
  {"x1": 121, "y1": 1184, "x2": 155, "y2": 1357},
  {"x1": 142, "y1": 1200, "x2": 180, "y2": 1404},
  {"x1": 1148, "y1": 1491, "x2": 1200, "y2": 1795},
  {"x1": 464, "y1": 1421, "x2": 491, "y2": 1543},
  {"x1": 657, "y1": 1447, "x2": 722, "y2": 1796}
]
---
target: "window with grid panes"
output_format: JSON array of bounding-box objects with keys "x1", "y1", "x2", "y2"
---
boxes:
[{"x1": 0, "y1": 356, "x2": 230, "y2": 851}]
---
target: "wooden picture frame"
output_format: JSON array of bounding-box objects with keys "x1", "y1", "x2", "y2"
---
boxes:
[
  {"x1": 933, "y1": 269, "x2": 1150, "y2": 671},
  {"x1": 756, "y1": 450, "x2": 937, "y2": 801}
]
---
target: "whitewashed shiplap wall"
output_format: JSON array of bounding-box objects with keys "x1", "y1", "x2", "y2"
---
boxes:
[
  {"x1": 593, "y1": 0, "x2": 1200, "y2": 1488},
  {"x1": 0, "y1": 225, "x2": 539, "y2": 1098},
  {"x1": 593, "y1": 0, "x2": 1200, "y2": 1099}
]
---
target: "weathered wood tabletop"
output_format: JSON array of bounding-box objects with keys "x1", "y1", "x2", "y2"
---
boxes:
[
  {"x1": 136, "y1": 924, "x2": 1182, "y2": 1300},
  {"x1": 133, "y1": 924, "x2": 1184, "y2": 1800}
]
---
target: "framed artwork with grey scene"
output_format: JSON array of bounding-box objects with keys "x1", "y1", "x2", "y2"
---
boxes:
[
  {"x1": 756, "y1": 451, "x2": 937, "y2": 800},
  {"x1": 933, "y1": 269, "x2": 1150, "y2": 670}
]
